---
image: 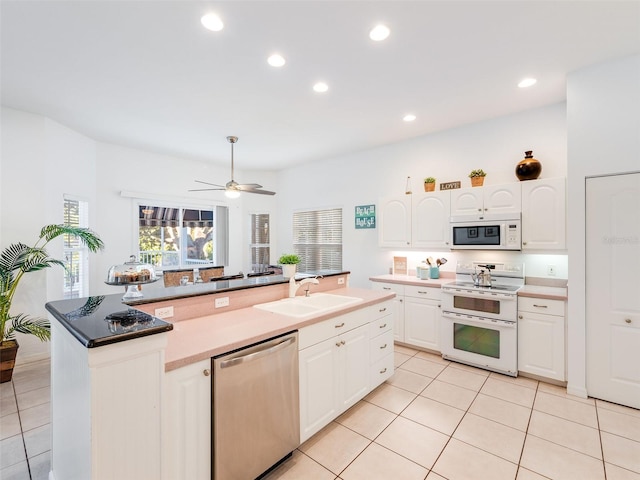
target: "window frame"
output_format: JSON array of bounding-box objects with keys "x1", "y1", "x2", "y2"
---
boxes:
[
  {"x1": 63, "y1": 195, "x2": 90, "y2": 299},
  {"x1": 292, "y1": 207, "x2": 343, "y2": 273}
]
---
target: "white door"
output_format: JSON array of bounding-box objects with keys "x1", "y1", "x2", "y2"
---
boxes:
[
  {"x1": 412, "y1": 191, "x2": 451, "y2": 248},
  {"x1": 379, "y1": 196, "x2": 411, "y2": 247},
  {"x1": 586, "y1": 172, "x2": 640, "y2": 409}
]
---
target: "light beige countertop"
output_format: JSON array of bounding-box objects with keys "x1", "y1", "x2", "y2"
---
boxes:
[
  {"x1": 164, "y1": 287, "x2": 395, "y2": 371},
  {"x1": 370, "y1": 273, "x2": 568, "y2": 301},
  {"x1": 369, "y1": 273, "x2": 454, "y2": 288},
  {"x1": 518, "y1": 284, "x2": 568, "y2": 301}
]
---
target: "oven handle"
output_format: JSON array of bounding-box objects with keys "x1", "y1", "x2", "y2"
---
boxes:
[
  {"x1": 441, "y1": 311, "x2": 516, "y2": 328},
  {"x1": 441, "y1": 288, "x2": 517, "y2": 301}
]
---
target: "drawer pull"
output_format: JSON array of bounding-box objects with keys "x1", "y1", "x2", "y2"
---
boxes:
[
  {"x1": 382, "y1": 287, "x2": 391, "y2": 290},
  {"x1": 379, "y1": 307, "x2": 387, "y2": 313},
  {"x1": 518, "y1": 315, "x2": 523, "y2": 319},
  {"x1": 625, "y1": 318, "x2": 632, "y2": 324},
  {"x1": 379, "y1": 367, "x2": 387, "y2": 374},
  {"x1": 380, "y1": 343, "x2": 388, "y2": 349},
  {"x1": 335, "y1": 340, "x2": 346, "y2": 347},
  {"x1": 379, "y1": 323, "x2": 387, "y2": 329},
  {"x1": 203, "y1": 369, "x2": 211, "y2": 376},
  {"x1": 418, "y1": 290, "x2": 428, "y2": 294},
  {"x1": 533, "y1": 304, "x2": 548, "y2": 308},
  {"x1": 335, "y1": 322, "x2": 345, "y2": 328}
]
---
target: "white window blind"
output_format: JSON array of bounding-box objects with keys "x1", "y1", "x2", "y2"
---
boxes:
[
  {"x1": 293, "y1": 208, "x2": 342, "y2": 272},
  {"x1": 63, "y1": 197, "x2": 89, "y2": 299},
  {"x1": 250, "y1": 213, "x2": 270, "y2": 272}
]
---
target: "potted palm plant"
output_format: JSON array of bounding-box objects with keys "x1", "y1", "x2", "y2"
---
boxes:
[
  {"x1": 0, "y1": 224, "x2": 104, "y2": 382},
  {"x1": 278, "y1": 253, "x2": 300, "y2": 278},
  {"x1": 469, "y1": 169, "x2": 487, "y2": 187}
]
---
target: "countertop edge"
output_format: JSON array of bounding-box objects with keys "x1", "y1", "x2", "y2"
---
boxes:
[{"x1": 163, "y1": 287, "x2": 394, "y2": 372}]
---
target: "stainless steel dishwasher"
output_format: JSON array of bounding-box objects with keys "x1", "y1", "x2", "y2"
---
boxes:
[{"x1": 212, "y1": 331, "x2": 300, "y2": 480}]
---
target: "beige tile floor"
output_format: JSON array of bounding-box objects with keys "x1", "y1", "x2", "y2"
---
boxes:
[
  {"x1": 265, "y1": 345, "x2": 640, "y2": 480},
  {"x1": 1, "y1": 348, "x2": 639, "y2": 480},
  {"x1": 0, "y1": 358, "x2": 51, "y2": 480}
]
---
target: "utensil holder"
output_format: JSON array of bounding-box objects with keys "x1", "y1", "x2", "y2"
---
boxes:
[{"x1": 429, "y1": 267, "x2": 440, "y2": 279}]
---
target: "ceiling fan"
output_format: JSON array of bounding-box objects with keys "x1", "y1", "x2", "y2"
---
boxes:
[{"x1": 190, "y1": 136, "x2": 276, "y2": 197}]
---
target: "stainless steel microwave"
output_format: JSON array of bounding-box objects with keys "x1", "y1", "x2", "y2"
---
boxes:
[{"x1": 449, "y1": 214, "x2": 521, "y2": 250}]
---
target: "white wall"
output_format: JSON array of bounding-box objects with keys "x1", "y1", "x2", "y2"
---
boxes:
[
  {"x1": 275, "y1": 103, "x2": 568, "y2": 288},
  {"x1": 566, "y1": 53, "x2": 640, "y2": 398}
]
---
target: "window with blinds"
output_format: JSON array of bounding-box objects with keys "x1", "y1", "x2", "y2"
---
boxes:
[
  {"x1": 293, "y1": 208, "x2": 342, "y2": 272},
  {"x1": 138, "y1": 204, "x2": 228, "y2": 269},
  {"x1": 63, "y1": 197, "x2": 89, "y2": 299},
  {"x1": 250, "y1": 213, "x2": 270, "y2": 273}
]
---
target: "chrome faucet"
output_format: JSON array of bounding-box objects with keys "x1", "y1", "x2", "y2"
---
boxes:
[{"x1": 289, "y1": 276, "x2": 320, "y2": 298}]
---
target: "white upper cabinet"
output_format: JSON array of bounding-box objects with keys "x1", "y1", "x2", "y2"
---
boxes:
[
  {"x1": 521, "y1": 177, "x2": 566, "y2": 250},
  {"x1": 379, "y1": 191, "x2": 451, "y2": 248},
  {"x1": 451, "y1": 183, "x2": 521, "y2": 218},
  {"x1": 412, "y1": 191, "x2": 452, "y2": 248},
  {"x1": 379, "y1": 195, "x2": 412, "y2": 247}
]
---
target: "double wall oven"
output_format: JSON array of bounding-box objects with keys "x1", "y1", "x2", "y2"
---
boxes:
[{"x1": 441, "y1": 262, "x2": 524, "y2": 376}]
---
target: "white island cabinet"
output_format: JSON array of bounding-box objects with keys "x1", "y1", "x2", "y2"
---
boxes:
[
  {"x1": 163, "y1": 359, "x2": 211, "y2": 480},
  {"x1": 298, "y1": 301, "x2": 393, "y2": 442}
]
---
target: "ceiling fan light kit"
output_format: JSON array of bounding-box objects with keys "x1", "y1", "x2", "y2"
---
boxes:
[{"x1": 190, "y1": 136, "x2": 276, "y2": 197}]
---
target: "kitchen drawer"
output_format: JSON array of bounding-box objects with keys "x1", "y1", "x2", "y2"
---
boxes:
[
  {"x1": 371, "y1": 300, "x2": 393, "y2": 319},
  {"x1": 404, "y1": 285, "x2": 441, "y2": 300},
  {"x1": 299, "y1": 309, "x2": 368, "y2": 350},
  {"x1": 371, "y1": 282, "x2": 405, "y2": 296},
  {"x1": 369, "y1": 313, "x2": 392, "y2": 337},
  {"x1": 370, "y1": 353, "x2": 394, "y2": 388},
  {"x1": 518, "y1": 297, "x2": 564, "y2": 316},
  {"x1": 370, "y1": 330, "x2": 394, "y2": 364}
]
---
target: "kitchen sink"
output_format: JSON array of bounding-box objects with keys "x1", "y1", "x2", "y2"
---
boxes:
[{"x1": 253, "y1": 293, "x2": 362, "y2": 318}]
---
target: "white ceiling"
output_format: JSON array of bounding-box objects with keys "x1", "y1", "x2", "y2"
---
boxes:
[{"x1": 2, "y1": 1, "x2": 639, "y2": 170}]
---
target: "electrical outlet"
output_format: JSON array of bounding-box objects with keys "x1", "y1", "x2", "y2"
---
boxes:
[
  {"x1": 337, "y1": 277, "x2": 345, "y2": 285},
  {"x1": 215, "y1": 296, "x2": 230, "y2": 308},
  {"x1": 547, "y1": 265, "x2": 556, "y2": 276},
  {"x1": 154, "y1": 306, "x2": 174, "y2": 319}
]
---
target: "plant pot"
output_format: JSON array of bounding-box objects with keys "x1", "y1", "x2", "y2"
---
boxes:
[
  {"x1": 471, "y1": 177, "x2": 485, "y2": 187},
  {"x1": 282, "y1": 264, "x2": 297, "y2": 278},
  {"x1": 424, "y1": 182, "x2": 435, "y2": 192},
  {"x1": 0, "y1": 340, "x2": 19, "y2": 383}
]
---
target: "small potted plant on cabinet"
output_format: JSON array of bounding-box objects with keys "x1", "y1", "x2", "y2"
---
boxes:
[
  {"x1": 0, "y1": 224, "x2": 104, "y2": 382},
  {"x1": 278, "y1": 253, "x2": 301, "y2": 278},
  {"x1": 469, "y1": 169, "x2": 487, "y2": 187},
  {"x1": 423, "y1": 177, "x2": 436, "y2": 192}
]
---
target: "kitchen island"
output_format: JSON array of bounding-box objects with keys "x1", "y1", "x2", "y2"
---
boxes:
[{"x1": 45, "y1": 272, "x2": 395, "y2": 480}]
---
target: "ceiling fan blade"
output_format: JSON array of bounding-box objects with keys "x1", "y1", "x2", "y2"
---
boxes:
[
  {"x1": 194, "y1": 179, "x2": 226, "y2": 188},
  {"x1": 245, "y1": 188, "x2": 276, "y2": 196},
  {"x1": 236, "y1": 183, "x2": 263, "y2": 190},
  {"x1": 188, "y1": 187, "x2": 225, "y2": 192}
]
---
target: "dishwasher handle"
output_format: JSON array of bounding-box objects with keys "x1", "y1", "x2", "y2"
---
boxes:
[{"x1": 219, "y1": 336, "x2": 296, "y2": 369}]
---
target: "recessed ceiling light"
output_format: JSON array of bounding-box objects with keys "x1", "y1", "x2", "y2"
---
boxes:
[
  {"x1": 370, "y1": 24, "x2": 390, "y2": 41},
  {"x1": 518, "y1": 78, "x2": 537, "y2": 88},
  {"x1": 267, "y1": 54, "x2": 286, "y2": 67},
  {"x1": 201, "y1": 13, "x2": 224, "y2": 32},
  {"x1": 403, "y1": 114, "x2": 417, "y2": 122},
  {"x1": 313, "y1": 82, "x2": 329, "y2": 93}
]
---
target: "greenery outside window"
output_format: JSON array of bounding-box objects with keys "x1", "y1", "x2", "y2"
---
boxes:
[
  {"x1": 63, "y1": 197, "x2": 89, "y2": 299},
  {"x1": 138, "y1": 204, "x2": 228, "y2": 269},
  {"x1": 293, "y1": 208, "x2": 342, "y2": 272}
]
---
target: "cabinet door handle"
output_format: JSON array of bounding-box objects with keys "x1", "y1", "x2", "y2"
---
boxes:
[
  {"x1": 335, "y1": 340, "x2": 346, "y2": 347},
  {"x1": 523, "y1": 241, "x2": 528, "y2": 246},
  {"x1": 477, "y1": 208, "x2": 482, "y2": 212},
  {"x1": 203, "y1": 369, "x2": 211, "y2": 376},
  {"x1": 625, "y1": 318, "x2": 632, "y2": 324},
  {"x1": 335, "y1": 322, "x2": 345, "y2": 328},
  {"x1": 437, "y1": 304, "x2": 441, "y2": 308},
  {"x1": 518, "y1": 315, "x2": 523, "y2": 319},
  {"x1": 379, "y1": 307, "x2": 387, "y2": 313},
  {"x1": 379, "y1": 323, "x2": 387, "y2": 329},
  {"x1": 380, "y1": 343, "x2": 387, "y2": 349},
  {"x1": 379, "y1": 367, "x2": 387, "y2": 374},
  {"x1": 533, "y1": 304, "x2": 548, "y2": 308}
]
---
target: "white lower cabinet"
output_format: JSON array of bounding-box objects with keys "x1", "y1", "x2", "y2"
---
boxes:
[
  {"x1": 299, "y1": 302, "x2": 393, "y2": 443},
  {"x1": 163, "y1": 359, "x2": 212, "y2": 480},
  {"x1": 517, "y1": 297, "x2": 566, "y2": 381},
  {"x1": 404, "y1": 285, "x2": 442, "y2": 351},
  {"x1": 371, "y1": 282, "x2": 405, "y2": 341}
]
